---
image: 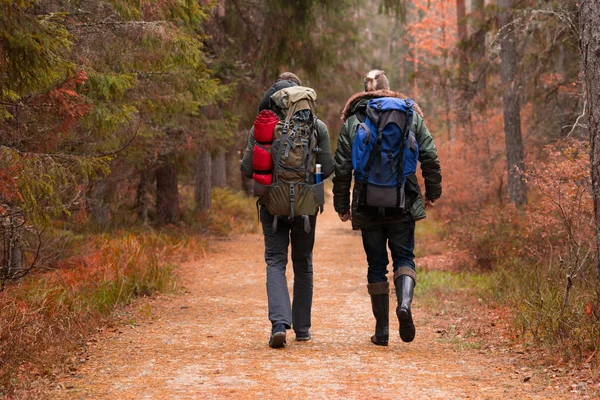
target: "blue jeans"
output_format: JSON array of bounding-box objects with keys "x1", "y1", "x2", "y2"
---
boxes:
[
  {"x1": 361, "y1": 218, "x2": 415, "y2": 284},
  {"x1": 260, "y1": 206, "x2": 316, "y2": 335}
]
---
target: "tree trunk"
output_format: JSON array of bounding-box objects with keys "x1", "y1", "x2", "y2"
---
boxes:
[
  {"x1": 471, "y1": 0, "x2": 487, "y2": 102},
  {"x1": 217, "y1": 0, "x2": 226, "y2": 18},
  {"x1": 135, "y1": 168, "x2": 153, "y2": 225},
  {"x1": 195, "y1": 149, "x2": 212, "y2": 211},
  {"x1": 498, "y1": 0, "x2": 527, "y2": 206},
  {"x1": 90, "y1": 179, "x2": 110, "y2": 230},
  {"x1": 211, "y1": 150, "x2": 227, "y2": 188},
  {"x1": 226, "y1": 146, "x2": 241, "y2": 190},
  {"x1": 440, "y1": 1, "x2": 452, "y2": 150},
  {"x1": 8, "y1": 238, "x2": 22, "y2": 277},
  {"x1": 580, "y1": 0, "x2": 600, "y2": 282},
  {"x1": 156, "y1": 156, "x2": 180, "y2": 224},
  {"x1": 456, "y1": 0, "x2": 468, "y2": 83}
]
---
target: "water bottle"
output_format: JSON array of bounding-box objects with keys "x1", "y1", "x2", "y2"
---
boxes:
[{"x1": 315, "y1": 164, "x2": 323, "y2": 184}]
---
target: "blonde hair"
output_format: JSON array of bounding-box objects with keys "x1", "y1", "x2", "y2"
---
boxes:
[{"x1": 364, "y1": 70, "x2": 389, "y2": 91}]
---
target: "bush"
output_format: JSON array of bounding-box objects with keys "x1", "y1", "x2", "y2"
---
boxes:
[
  {"x1": 449, "y1": 141, "x2": 600, "y2": 366},
  {"x1": 0, "y1": 231, "x2": 196, "y2": 396},
  {"x1": 451, "y1": 204, "x2": 528, "y2": 270},
  {"x1": 192, "y1": 187, "x2": 259, "y2": 235}
]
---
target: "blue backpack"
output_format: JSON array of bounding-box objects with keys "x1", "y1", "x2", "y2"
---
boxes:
[{"x1": 351, "y1": 97, "x2": 418, "y2": 210}]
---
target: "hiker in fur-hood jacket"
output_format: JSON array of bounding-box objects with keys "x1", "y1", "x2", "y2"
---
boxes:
[{"x1": 332, "y1": 70, "x2": 442, "y2": 346}]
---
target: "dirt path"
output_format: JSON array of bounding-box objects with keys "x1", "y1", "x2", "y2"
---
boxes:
[{"x1": 54, "y1": 209, "x2": 575, "y2": 399}]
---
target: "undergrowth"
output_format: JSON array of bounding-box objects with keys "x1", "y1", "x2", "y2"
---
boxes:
[
  {"x1": 0, "y1": 187, "x2": 257, "y2": 396},
  {"x1": 445, "y1": 142, "x2": 600, "y2": 370},
  {"x1": 0, "y1": 232, "x2": 192, "y2": 395}
]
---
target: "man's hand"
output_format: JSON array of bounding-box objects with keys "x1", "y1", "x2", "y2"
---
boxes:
[
  {"x1": 338, "y1": 210, "x2": 352, "y2": 222},
  {"x1": 425, "y1": 198, "x2": 437, "y2": 208}
]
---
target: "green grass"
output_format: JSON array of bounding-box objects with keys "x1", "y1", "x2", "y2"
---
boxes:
[
  {"x1": 0, "y1": 231, "x2": 190, "y2": 396},
  {"x1": 416, "y1": 269, "x2": 496, "y2": 301},
  {"x1": 414, "y1": 212, "x2": 450, "y2": 258}
]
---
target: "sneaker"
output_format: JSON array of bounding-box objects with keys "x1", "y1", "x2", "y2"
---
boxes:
[
  {"x1": 295, "y1": 331, "x2": 311, "y2": 341},
  {"x1": 268, "y1": 324, "x2": 287, "y2": 348}
]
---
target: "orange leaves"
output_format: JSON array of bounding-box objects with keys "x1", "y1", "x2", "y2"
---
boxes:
[
  {"x1": 586, "y1": 302, "x2": 593, "y2": 317},
  {"x1": 0, "y1": 166, "x2": 24, "y2": 206},
  {"x1": 33, "y1": 70, "x2": 92, "y2": 138},
  {"x1": 404, "y1": 0, "x2": 458, "y2": 68}
]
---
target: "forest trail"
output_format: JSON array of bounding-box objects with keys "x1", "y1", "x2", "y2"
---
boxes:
[{"x1": 53, "y1": 207, "x2": 573, "y2": 400}]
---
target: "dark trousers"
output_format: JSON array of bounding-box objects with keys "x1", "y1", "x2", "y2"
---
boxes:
[
  {"x1": 361, "y1": 218, "x2": 415, "y2": 284},
  {"x1": 260, "y1": 206, "x2": 316, "y2": 334}
]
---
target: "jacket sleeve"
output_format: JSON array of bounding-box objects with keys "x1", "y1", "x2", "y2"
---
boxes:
[
  {"x1": 413, "y1": 114, "x2": 442, "y2": 200},
  {"x1": 240, "y1": 127, "x2": 256, "y2": 179},
  {"x1": 332, "y1": 119, "x2": 354, "y2": 214},
  {"x1": 316, "y1": 119, "x2": 334, "y2": 179}
]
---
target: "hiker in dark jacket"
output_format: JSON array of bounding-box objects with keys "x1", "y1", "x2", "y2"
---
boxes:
[
  {"x1": 241, "y1": 72, "x2": 334, "y2": 348},
  {"x1": 332, "y1": 70, "x2": 442, "y2": 345}
]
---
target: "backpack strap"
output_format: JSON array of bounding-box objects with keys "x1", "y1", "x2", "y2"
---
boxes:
[
  {"x1": 395, "y1": 115, "x2": 412, "y2": 209},
  {"x1": 289, "y1": 182, "x2": 295, "y2": 220},
  {"x1": 356, "y1": 111, "x2": 366, "y2": 123},
  {"x1": 272, "y1": 120, "x2": 292, "y2": 183},
  {"x1": 361, "y1": 120, "x2": 382, "y2": 184}
]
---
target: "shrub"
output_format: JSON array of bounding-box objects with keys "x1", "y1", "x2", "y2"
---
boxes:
[
  {"x1": 450, "y1": 141, "x2": 600, "y2": 366},
  {"x1": 194, "y1": 187, "x2": 259, "y2": 235},
  {"x1": 0, "y1": 231, "x2": 194, "y2": 396}
]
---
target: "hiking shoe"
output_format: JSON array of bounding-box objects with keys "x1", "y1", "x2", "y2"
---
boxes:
[
  {"x1": 295, "y1": 331, "x2": 311, "y2": 342},
  {"x1": 269, "y1": 324, "x2": 287, "y2": 348}
]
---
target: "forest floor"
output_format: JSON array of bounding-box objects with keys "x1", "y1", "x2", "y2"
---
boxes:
[{"x1": 48, "y1": 206, "x2": 598, "y2": 399}]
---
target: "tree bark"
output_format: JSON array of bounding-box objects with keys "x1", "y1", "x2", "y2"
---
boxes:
[
  {"x1": 456, "y1": 0, "x2": 468, "y2": 83},
  {"x1": 226, "y1": 146, "x2": 241, "y2": 190},
  {"x1": 195, "y1": 149, "x2": 212, "y2": 211},
  {"x1": 135, "y1": 168, "x2": 153, "y2": 225},
  {"x1": 90, "y1": 180, "x2": 110, "y2": 230},
  {"x1": 580, "y1": 0, "x2": 600, "y2": 282},
  {"x1": 471, "y1": 0, "x2": 487, "y2": 102},
  {"x1": 499, "y1": 0, "x2": 527, "y2": 206},
  {"x1": 211, "y1": 150, "x2": 227, "y2": 188},
  {"x1": 156, "y1": 156, "x2": 180, "y2": 224}
]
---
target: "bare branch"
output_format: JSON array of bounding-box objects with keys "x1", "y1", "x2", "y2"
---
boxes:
[{"x1": 565, "y1": 99, "x2": 587, "y2": 137}]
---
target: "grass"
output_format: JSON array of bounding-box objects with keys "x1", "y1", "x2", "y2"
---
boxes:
[
  {"x1": 0, "y1": 186, "x2": 259, "y2": 397},
  {"x1": 494, "y1": 262, "x2": 600, "y2": 366},
  {"x1": 416, "y1": 269, "x2": 495, "y2": 299},
  {"x1": 414, "y1": 211, "x2": 450, "y2": 258},
  {"x1": 0, "y1": 231, "x2": 190, "y2": 395},
  {"x1": 182, "y1": 187, "x2": 259, "y2": 235}
]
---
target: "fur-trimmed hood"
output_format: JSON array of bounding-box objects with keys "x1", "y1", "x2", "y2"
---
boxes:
[{"x1": 341, "y1": 90, "x2": 424, "y2": 121}]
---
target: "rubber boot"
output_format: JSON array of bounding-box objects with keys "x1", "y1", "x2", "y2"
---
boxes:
[
  {"x1": 367, "y1": 282, "x2": 389, "y2": 346},
  {"x1": 395, "y1": 274, "x2": 415, "y2": 342}
]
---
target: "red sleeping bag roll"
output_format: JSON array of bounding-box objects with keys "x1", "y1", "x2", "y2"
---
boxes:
[
  {"x1": 253, "y1": 172, "x2": 272, "y2": 185},
  {"x1": 252, "y1": 144, "x2": 272, "y2": 171},
  {"x1": 253, "y1": 110, "x2": 278, "y2": 143}
]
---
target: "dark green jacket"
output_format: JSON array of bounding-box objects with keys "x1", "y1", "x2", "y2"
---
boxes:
[{"x1": 332, "y1": 90, "x2": 442, "y2": 230}]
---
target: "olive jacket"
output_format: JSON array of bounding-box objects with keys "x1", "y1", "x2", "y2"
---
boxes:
[{"x1": 332, "y1": 90, "x2": 442, "y2": 230}]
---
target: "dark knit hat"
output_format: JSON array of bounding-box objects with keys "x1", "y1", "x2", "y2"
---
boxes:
[{"x1": 364, "y1": 70, "x2": 389, "y2": 91}]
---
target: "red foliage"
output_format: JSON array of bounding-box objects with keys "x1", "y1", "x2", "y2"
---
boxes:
[
  {"x1": 32, "y1": 70, "x2": 92, "y2": 142},
  {"x1": 0, "y1": 166, "x2": 24, "y2": 208}
]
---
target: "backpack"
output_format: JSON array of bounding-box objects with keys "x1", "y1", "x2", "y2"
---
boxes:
[
  {"x1": 252, "y1": 109, "x2": 278, "y2": 186},
  {"x1": 252, "y1": 86, "x2": 324, "y2": 223},
  {"x1": 351, "y1": 97, "x2": 418, "y2": 211}
]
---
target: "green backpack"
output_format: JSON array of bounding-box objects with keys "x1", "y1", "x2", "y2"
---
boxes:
[{"x1": 260, "y1": 86, "x2": 325, "y2": 223}]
